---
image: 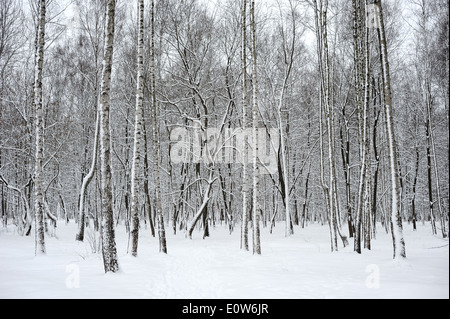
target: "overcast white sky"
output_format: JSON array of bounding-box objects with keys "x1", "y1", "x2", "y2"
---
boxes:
[{"x1": 59, "y1": 0, "x2": 421, "y2": 63}]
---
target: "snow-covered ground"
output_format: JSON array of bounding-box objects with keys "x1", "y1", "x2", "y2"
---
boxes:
[{"x1": 0, "y1": 221, "x2": 448, "y2": 299}]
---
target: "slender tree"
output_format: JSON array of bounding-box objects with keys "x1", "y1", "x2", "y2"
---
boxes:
[
  {"x1": 76, "y1": 114, "x2": 99, "y2": 242},
  {"x1": 250, "y1": 0, "x2": 261, "y2": 255},
  {"x1": 354, "y1": 0, "x2": 371, "y2": 254},
  {"x1": 375, "y1": 0, "x2": 406, "y2": 259},
  {"x1": 130, "y1": 0, "x2": 145, "y2": 257},
  {"x1": 275, "y1": 0, "x2": 297, "y2": 237},
  {"x1": 33, "y1": 0, "x2": 46, "y2": 256},
  {"x1": 151, "y1": 0, "x2": 167, "y2": 254},
  {"x1": 241, "y1": 0, "x2": 249, "y2": 251},
  {"x1": 312, "y1": 0, "x2": 348, "y2": 251},
  {"x1": 99, "y1": 0, "x2": 120, "y2": 272}
]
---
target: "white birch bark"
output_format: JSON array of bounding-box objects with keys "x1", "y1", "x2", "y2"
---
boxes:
[
  {"x1": 313, "y1": 0, "x2": 338, "y2": 252},
  {"x1": 34, "y1": 0, "x2": 46, "y2": 256},
  {"x1": 313, "y1": 0, "x2": 332, "y2": 251},
  {"x1": 363, "y1": 8, "x2": 372, "y2": 249},
  {"x1": 250, "y1": 0, "x2": 261, "y2": 255},
  {"x1": 312, "y1": 0, "x2": 348, "y2": 251},
  {"x1": 323, "y1": 0, "x2": 340, "y2": 252},
  {"x1": 150, "y1": 0, "x2": 167, "y2": 254},
  {"x1": 130, "y1": 0, "x2": 145, "y2": 257},
  {"x1": 76, "y1": 113, "x2": 100, "y2": 242},
  {"x1": 241, "y1": 0, "x2": 249, "y2": 251},
  {"x1": 276, "y1": 0, "x2": 296, "y2": 237},
  {"x1": 99, "y1": 0, "x2": 120, "y2": 272},
  {"x1": 187, "y1": 171, "x2": 216, "y2": 239},
  {"x1": 376, "y1": 0, "x2": 406, "y2": 259},
  {"x1": 355, "y1": 3, "x2": 371, "y2": 254}
]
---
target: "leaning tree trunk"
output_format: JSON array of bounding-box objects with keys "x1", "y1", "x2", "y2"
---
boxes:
[
  {"x1": 375, "y1": 0, "x2": 406, "y2": 259},
  {"x1": 76, "y1": 113, "x2": 100, "y2": 242},
  {"x1": 187, "y1": 171, "x2": 215, "y2": 239},
  {"x1": 99, "y1": 0, "x2": 120, "y2": 273},
  {"x1": 34, "y1": 0, "x2": 46, "y2": 256}
]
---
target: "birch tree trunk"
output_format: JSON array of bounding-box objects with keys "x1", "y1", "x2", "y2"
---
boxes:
[
  {"x1": 76, "y1": 113, "x2": 100, "y2": 242},
  {"x1": 322, "y1": 0, "x2": 340, "y2": 251},
  {"x1": 143, "y1": 120, "x2": 156, "y2": 238},
  {"x1": 130, "y1": 0, "x2": 145, "y2": 257},
  {"x1": 250, "y1": 0, "x2": 261, "y2": 255},
  {"x1": 187, "y1": 171, "x2": 215, "y2": 239},
  {"x1": 355, "y1": 2, "x2": 371, "y2": 254},
  {"x1": 34, "y1": 0, "x2": 46, "y2": 256},
  {"x1": 99, "y1": 0, "x2": 120, "y2": 272},
  {"x1": 371, "y1": 94, "x2": 382, "y2": 238},
  {"x1": 241, "y1": 0, "x2": 249, "y2": 251},
  {"x1": 313, "y1": 0, "x2": 347, "y2": 252},
  {"x1": 313, "y1": 0, "x2": 333, "y2": 251},
  {"x1": 375, "y1": 0, "x2": 406, "y2": 259},
  {"x1": 411, "y1": 148, "x2": 419, "y2": 231},
  {"x1": 276, "y1": 0, "x2": 297, "y2": 237},
  {"x1": 425, "y1": 113, "x2": 437, "y2": 235},
  {"x1": 339, "y1": 111, "x2": 353, "y2": 238},
  {"x1": 151, "y1": 0, "x2": 167, "y2": 254}
]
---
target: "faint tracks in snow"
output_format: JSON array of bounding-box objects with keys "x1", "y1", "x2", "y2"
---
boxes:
[{"x1": 145, "y1": 243, "x2": 222, "y2": 299}]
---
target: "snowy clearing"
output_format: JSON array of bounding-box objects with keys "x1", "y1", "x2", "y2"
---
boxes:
[{"x1": 0, "y1": 222, "x2": 448, "y2": 299}]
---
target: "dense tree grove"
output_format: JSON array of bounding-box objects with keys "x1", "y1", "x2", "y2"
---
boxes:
[{"x1": 0, "y1": 0, "x2": 448, "y2": 269}]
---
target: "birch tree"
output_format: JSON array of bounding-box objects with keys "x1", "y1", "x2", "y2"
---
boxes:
[
  {"x1": 1, "y1": 0, "x2": 444, "y2": 262},
  {"x1": 99, "y1": 0, "x2": 120, "y2": 272},
  {"x1": 76, "y1": 115, "x2": 99, "y2": 242},
  {"x1": 33, "y1": 0, "x2": 47, "y2": 256},
  {"x1": 241, "y1": 0, "x2": 249, "y2": 251},
  {"x1": 354, "y1": 0, "x2": 371, "y2": 254},
  {"x1": 150, "y1": 0, "x2": 167, "y2": 254},
  {"x1": 275, "y1": 0, "x2": 297, "y2": 237},
  {"x1": 130, "y1": 0, "x2": 145, "y2": 257},
  {"x1": 375, "y1": 0, "x2": 406, "y2": 259},
  {"x1": 312, "y1": 0, "x2": 348, "y2": 252},
  {"x1": 70, "y1": 0, "x2": 106, "y2": 240},
  {"x1": 250, "y1": 0, "x2": 261, "y2": 255}
]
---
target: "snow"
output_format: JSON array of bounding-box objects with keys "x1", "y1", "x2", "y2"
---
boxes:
[{"x1": 0, "y1": 221, "x2": 448, "y2": 299}]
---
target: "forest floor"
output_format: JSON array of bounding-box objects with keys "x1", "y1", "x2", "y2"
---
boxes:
[{"x1": 0, "y1": 220, "x2": 448, "y2": 299}]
